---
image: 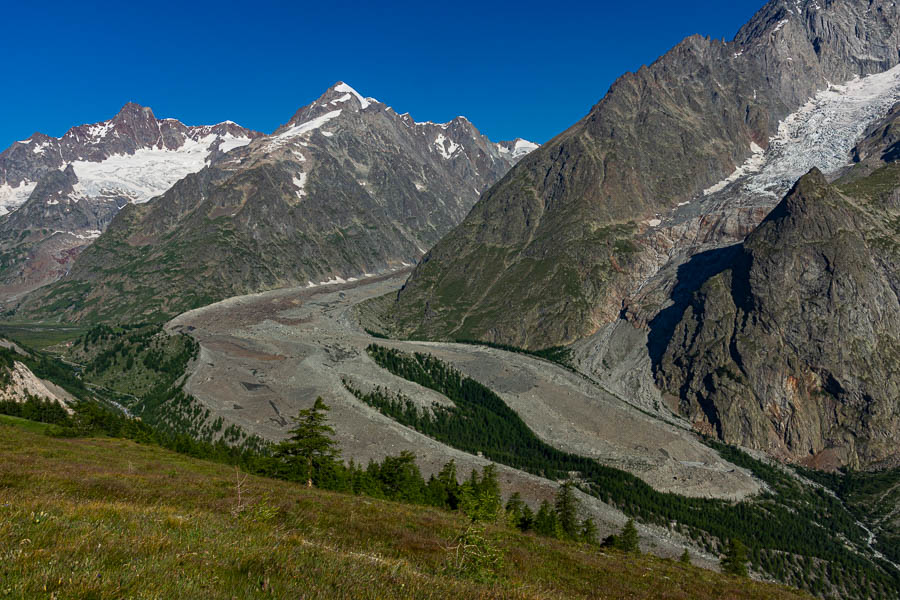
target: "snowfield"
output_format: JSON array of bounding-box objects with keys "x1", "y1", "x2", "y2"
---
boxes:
[
  {"x1": 0, "y1": 181, "x2": 37, "y2": 216},
  {"x1": 0, "y1": 129, "x2": 252, "y2": 214},
  {"x1": 70, "y1": 133, "x2": 251, "y2": 204},
  {"x1": 703, "y1": 63, "x2": 900, "y2": 201}
]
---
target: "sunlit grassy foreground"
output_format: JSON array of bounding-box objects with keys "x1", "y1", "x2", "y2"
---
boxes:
[{"x1": 0, "y1": 422, "x2": 810, "y2": 599}]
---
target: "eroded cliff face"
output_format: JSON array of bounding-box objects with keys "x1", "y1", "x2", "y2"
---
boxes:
[
  {"x1": 390, "y1": 0, "x2": 900, "y2": 349},
  {"x1": 658, "y1": 157, "x2": 900, "y2": 469}
]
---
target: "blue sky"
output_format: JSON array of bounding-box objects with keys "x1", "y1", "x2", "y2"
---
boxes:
[{"x1": 1, "y1": 0, "x2": 765, "y2": 149}]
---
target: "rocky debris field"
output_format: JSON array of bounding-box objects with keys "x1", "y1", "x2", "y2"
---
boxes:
[{"x1": 167, "y1": 272, "x2": 762, "y2": 564}]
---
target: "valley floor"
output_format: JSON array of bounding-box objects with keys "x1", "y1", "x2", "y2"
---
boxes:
[{"x1": 166, "y1": 272, "x2": 761, "y2": 561}]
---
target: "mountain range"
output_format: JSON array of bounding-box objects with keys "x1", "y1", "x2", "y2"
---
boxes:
[
  {"x1": 5, "y1": 1, "x2": 900, "y2": 597},
  {"x1": 388, "y1": 0, "x2": 900, "y2": 347},
  {"x1": 379, "y1": 0, "x2": 900, "y2": 470},
  {"x1": 1, "y1": 83, "x2": 535, "y2": 321}
]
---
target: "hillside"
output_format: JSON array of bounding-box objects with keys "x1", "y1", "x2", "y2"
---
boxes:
[
  {"x1": 0, "y1": 419, "x2": 810, "y2": 600},
  {"x1": 656, "y1": 105, "x2": 900, "y2": 469},
  {"x1": 387, "y1": 0, "x2": 900, "y2": 348}
]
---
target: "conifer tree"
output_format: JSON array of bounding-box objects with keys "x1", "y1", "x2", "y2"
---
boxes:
[
  {"x1": 722, "y1": 538, "x2": 749, "y2": 577},
  {"x1": 616, "y1": 519, "x2": 640, "y2": 554},
  {"x1": 679, "y1": 548, "x2": 692, "y2": 564},
  {"x1": 554, "y1": 482, "x2": 580, "y2": 540},
  {"x1": 377, "y1": 451, "x2": 426, "y2": 503},
  {"x1": 534, "y1": 500, "x2": 558, "y2": 537},
  {"x1": 436, "y1": 459, "x2": 461, "y2": 509},
  {"x1": 505, "y1": 492, "x2": 526, "y2": 529},
  {"x1": 460, "y1": 464, "x2": 502, "y2": 522},
  {"x1": 275, "y1": 397, "x2": 340, "y2": 487},
  {"x1": 580, "y1": 518, "x2": 598, "y2": 545}
]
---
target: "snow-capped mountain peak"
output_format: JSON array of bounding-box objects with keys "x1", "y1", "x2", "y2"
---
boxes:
[
  {"x1": 331, "y1": 82, "x2": 374, "y2": 110},
  {"x1": 0, "y1": 106, "x2": 261, "y2": 215}
]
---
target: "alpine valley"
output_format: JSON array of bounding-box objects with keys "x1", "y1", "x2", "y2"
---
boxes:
[{"x1": 4, "y1": 1, "x2": 900, "y2": 599}]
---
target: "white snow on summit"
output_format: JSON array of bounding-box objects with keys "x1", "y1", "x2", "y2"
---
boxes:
[
  {"x1": 497, "y1": 139, "x2": 539, "y2": 159},
  {"x1": 333, "y1": 83, "x2": 372, "y2": 110},
  {"x1": 511, "y1": 139, "x2": 538, "y2": 158}
]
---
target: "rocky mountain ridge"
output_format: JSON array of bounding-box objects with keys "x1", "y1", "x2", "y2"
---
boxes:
[
  {"x1": 0, "y1": 102, "x2": 259, "y2": 213},
  {"x1": 14, "y1": 82, "x2": 535, "y2": 322},
  {"x1": 388, "y1": 0, "x2": 900, "y2": 348},
  {"x1": 656, "y1": 102, "x2": 900, "y2": 470},
  {"x1": 0, "y1": 104, "x2": 261, "y2": 302}
]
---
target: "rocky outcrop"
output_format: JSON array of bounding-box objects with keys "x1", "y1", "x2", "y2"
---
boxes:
[
  {"x1": 0, "y1": 356, "x2": 75, "y2": 413},
  {"x1": 389, "y1": 0, "x2": 900, "y2": 348},
  {"x1": 657, "y1": 164, "x2": 900, "y2": 469},
  {"x1": 15, "y1": 83, "x2": 535, "y2": 323}
]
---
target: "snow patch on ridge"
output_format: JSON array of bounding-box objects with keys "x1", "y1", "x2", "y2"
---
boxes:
[
  {"x1": 333, "y1": 83, "x2": 371, "y2": 110},
  {"x1": 433, "y1": 134, "x2": 460, "y2": 159},
  {"x1": 271, "y1": 110, "x2": 343, "y2": 149},
  {"x1": 217, "y1": 134, "x2": 253, "y2": 154},
  {"x1": 0, "y1": 181, "x2": 37, "y2": 215},
  {"x1": 293, "y1": 173, "x2": 308, "y2": 198}
]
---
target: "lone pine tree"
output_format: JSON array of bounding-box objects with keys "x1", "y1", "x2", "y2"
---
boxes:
[{"x1": 275, "y1": 397, "x2": 340, "y2": 487}]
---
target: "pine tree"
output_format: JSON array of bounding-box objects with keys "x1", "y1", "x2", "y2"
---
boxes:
[
  {"x1": 721, "y1": 538, "x2": 749, "y2": 577},
  {"x1": 679, "y1": 548, "x2": 692, "y2": 564},
  {"x1": 580, "y1": 518, "x2": 598, "y2": 545},
  {"x1": 460, "y1": 464, "x2": 502, "y2": 522},
  {"x1": 505, "y1": 492, "x2": 526, "y2": 529},
  {"x1": 436, "y1": 459, "x2": 461, "y2": 509},
  {"x1": 519, "y1": 504, "x2": 535, "y2": 532},
  {"x1": 377, "y1": 451, "x2": 426, "y2": 503},
  {"x1": 274, "y1": 397, "x2": 340, "y2": 487},
  {"x1": 616, "y1": 519, "x2": 640, "y2": 554},
  {"x1": 554, "y1": 482, "x2": 580, "y2": 540},
  {"x1": 534, "y1": 500, "x2": 558, "y2": 537}
]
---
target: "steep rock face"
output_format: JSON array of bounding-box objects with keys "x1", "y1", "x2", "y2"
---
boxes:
[
  {"x1": 389, "y1": 0, "x2": 900, "y2": 348},
  {"x1": 16, "y1": 83, "x2": 535, "y2": 323},
  {"x1": 0, "y1": 105, "x2": 261, "y2": 302},
  {"x1": 658, "y1": 163, "x2": 900, "y2": 469}
]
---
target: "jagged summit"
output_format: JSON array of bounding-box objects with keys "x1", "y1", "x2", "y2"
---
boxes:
[
  {"x1": 0, "y1": 106, "x2": 262, "y2": 300},
  {"x1": 114, "y1": 101, "x2": 155, "y2": 116},
  {"x1": 330, "y1": 81, "x2": 374, "y2": 109},
  {"x1": 12, "y1": 81, "x2": 537, "y2": 321}
]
